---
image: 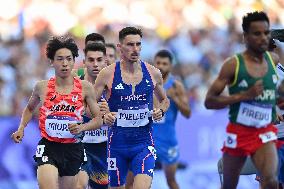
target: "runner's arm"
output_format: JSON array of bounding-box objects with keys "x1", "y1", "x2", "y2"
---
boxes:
[
  {"x1": 153, "y1": 68, "x2": 169, "y2": 113},
  {"x1": 18, "y1": 81, "x2": 42, "y2": 130},
  {"x1": 94, "y1": 68, "x2": 108, "y2": 102},
  {"x1": 205, "y1": 57, "x2": 252, "y2": 109},
  {"x1": 170, "y1": 80, "x2": 191, "y2": 118},
  {"x1": 81, "y1": 81, "x2": 102, "y2": 131}
]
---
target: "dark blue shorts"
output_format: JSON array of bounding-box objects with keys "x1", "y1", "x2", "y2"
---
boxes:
[
  {"x1": 81, "y1": 142, "x2": 108, "y2": 189},
  {"x1": 107, "y1": 143, "x2": 156, "y2": 187}
]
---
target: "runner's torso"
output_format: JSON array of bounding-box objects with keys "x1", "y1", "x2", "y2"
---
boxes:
[
  {"x1": 108, "y1": 61, "x2": 154, "y2": 146},
  {"x1": 229, "y1": 52, "x2": 277, "y2": 128},
  {"x1": 39, "y1": 77, "x2": 85, "y2": 143},
  {"x1": 77, "y1": 69, "x2": 108, "y2": 143}
]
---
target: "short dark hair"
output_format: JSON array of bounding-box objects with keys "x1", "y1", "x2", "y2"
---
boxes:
[
  {"x1": 46, "y1": 36, "x2": 79, "y2": 60},
  {"x1": 84, "y1": 42, "x2": 106, "y2": 55},
  {"x1": 154, "y1": 49, "x2": 173, "y2": 63},
  {"x1": 85, "y1": 33, "x2": 105, "y2": 45},
  {"x1": 242, "y1": 11, "x2": 270, "y2": 33},
  {"x1": 119, "y1": 27, "x2": 142, "y2": 42},
  {"x1": 105, "y1": 43, "x2": 116, "y2": 52}
]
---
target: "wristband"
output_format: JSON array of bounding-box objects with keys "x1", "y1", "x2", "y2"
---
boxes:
[
  {"x1": 102, "y1": 113, "x2": 106, "y2": 125},
  {"x1": 160, "y1": 109, "x2": 165, "y2": 117}
]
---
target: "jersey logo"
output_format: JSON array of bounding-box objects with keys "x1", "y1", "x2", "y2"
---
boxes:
[
  {"x1": 50, "y1": 95, "x2": 56, "y2": 101},
  {"x1": 72, "y1": 95, "x2": 78, "y2": 102},
  {"x1": 115, "y1": 83, "x2": 124, "y2": 90},
  {"x1": 238, "y1": 79, "x2": 248, "y2": 88},
  {"x1": 272, "y1": 74, "x2": 278, "y2": 84},
  {"x1": 146, "y1": 79, "x2": 149, "y2": 83}
]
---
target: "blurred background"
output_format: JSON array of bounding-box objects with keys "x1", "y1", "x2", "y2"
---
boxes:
[{"x1": 1, "y1": 0, "x2": 284, "y2": 188}]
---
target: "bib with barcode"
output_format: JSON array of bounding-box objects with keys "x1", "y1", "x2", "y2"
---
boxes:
[
  {"x1": 45, "y1": 115, "x2": 78, "y2": 138},
  {"x1": 117, "y1": 107, "x2": 150, "y2": 127},
  {"x1": 236, "y1": 102, "x2": 272, "y2": 128},
  {"x1": 82, "y1": 126, "x2": 108, "y2": 143}
]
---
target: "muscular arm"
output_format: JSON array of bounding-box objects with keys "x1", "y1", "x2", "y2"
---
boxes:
[
  {"x1": 205, "y1": 57, "x2": 249, "y2": 109},
  {"x1": 170, "y1": 81, "x2": 191, "y2": 118},
  {"x1": 152, "y1": 67, "x2": 170, "y2": 112},
  {"x1": 94, "y1": 68, "x2": 109, "y2": 102},
  {"x1": 81, "y1": 81, "x2": 102, "y2": 131},
  {"x1": 18, "y1": 81, "x2": 42, "y2": 130}
]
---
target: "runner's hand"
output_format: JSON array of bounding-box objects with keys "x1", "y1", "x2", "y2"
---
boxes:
[
  {"x1": 11, "y1": 128, "x2": 24, "y2": 143},
  {"x1": 276, "y1": 113, "x2": 284, "y2": 123},
  {"x1": 153, "y1": 108, "x2": 163, "y2": 122},
  {"x1": 244, "y1": 80, "x2": 263, "y2": 99},
  {"x1": 104, "y1": 112, "x2": 116, "y2": 126},
  {"x1": 99, "y1": 99, "x2": 109, "y2": 115},
  {"x1": 68, "y1": 123, "x2": 83, "y2": 135}
]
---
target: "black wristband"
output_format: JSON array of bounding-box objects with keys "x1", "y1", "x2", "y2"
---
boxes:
[
  {"x1": 160, "y1": 109, "x2": 165, "y2": 117},
  {"x1": 102, "y1": 113, "x2": 106, "y2": 125}
]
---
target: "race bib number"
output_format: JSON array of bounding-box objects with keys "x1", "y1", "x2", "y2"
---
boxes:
[
  {"x1": 82, "y1": 126, "x2": 108, "y2": 143},
  {"x1": 224, "y1": 133, "x2": 237, "y2": 148},
  {"x1": 117, "y1": 107, "x2": 150, "y2": 127},
  {"x1": 148, "y1": 146, "x2": 157, "y2": 160},
  {"x1": 45, "y1": 115, "x2": 78, "y2": 138},
  {"x1": 107, "y1": 158, "x2": 117, "y2": 170},
  {"x1": 35, "y1": 145, "x2": 45, "y2": 157},
  {"x1": 259, "y1": 131, "x2": 277, "y2": 143},
  {"x1": 236, "y1": 102, "x2": 272, "y2": 128}
]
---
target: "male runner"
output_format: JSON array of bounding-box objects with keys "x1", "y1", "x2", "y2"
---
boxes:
[
  {"x1": 75, "y1": 33, "x2": 105, "y2": 72},
  {"x1": 106, "y1": 43, "x2": 117, "y2": 65},
  {"x1": 94, "y1": 26, "x2": 170, "y2": 189},
  {"x1": 152, "y1": 49, "x2": 190, "y2": 189},
  {"x1": 126, "y1": 49, "x2": 191, "y2": 189},
  {"x1": 76, "y1": 42, "x2": 109, "y2": 189},
  {"x1": 205, "y1": 11, "x2": 282, "y2": 189},
  {"x1": 11, "y1": 36, "x2": 102, "y2": 189}
]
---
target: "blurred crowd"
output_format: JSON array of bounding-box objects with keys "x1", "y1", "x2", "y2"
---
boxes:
[{"x1": 1, "y1": 0, "x2": 284, "y2": 116}]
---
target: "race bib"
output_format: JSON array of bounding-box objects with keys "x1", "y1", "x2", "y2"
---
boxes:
[
  {"x1": 224, "y1": 133, "x2": 237, "y2": 148},
  {"x1": 82, "y1": 126, "x2": 108, "y2": 143},
  {"x1": 259, "y1": 131, "x2": 277, "y2": 143},
  {"x1": 45, "y1": 115, "x2": 78, "y2": 138},
  {"x1": 117, "y1": 107, "x2": 150, "y2": 127},
  {"x1": 236, "y1": 102, "x2": 272, "y2": 128}
]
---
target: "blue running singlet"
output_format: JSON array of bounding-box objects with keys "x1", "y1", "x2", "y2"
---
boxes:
[{"x1": 107, "y1": 61, "x2": 156, "y2": 187}]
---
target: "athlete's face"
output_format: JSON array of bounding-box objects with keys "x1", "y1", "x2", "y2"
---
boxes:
[
  {"x1": 84, "y1": 50, "x2": 106, "y2": 78},
  {"x1": 119, "y1": 34, "x2": 141, "y2": 63},
  {"x1": 52, "y1": 48, "x2": 74, "y2": 78},
  {"x1": 106, "y1": 47, "x2": 116, "y2": 65},
  {"x1": 244, "y1": 21, "x2": 270, "y2": 54},
  {"x1": 154, "y1": 56, "x2": 172, "y2": 76}
]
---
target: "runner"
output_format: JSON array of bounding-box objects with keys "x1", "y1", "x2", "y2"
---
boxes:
[
  {"x1": 11, "y1": 36, "x2": 102, "y2": 189},
  {"x1": 205, "y1": 11, "x2": 281, "y2": 189},
  {"x1": 94, "y1": 26, "x2": 170, "y2": 189},
  {"x1": 76, "y1": 42, "x2": 109, "y2": 189}
]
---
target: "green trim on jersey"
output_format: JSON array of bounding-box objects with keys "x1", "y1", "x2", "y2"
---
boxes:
[
  {"x1": 229, "y1": 55, "x2": 240, "y2": 87},
  {"x1": 228, "y1": 52, "x2": 277, "y2": 125},
  {"x1": 266, "y1": 51, "x2": 276, "y2": 72},
  {"x1": 77, "y1": 68, "x2": 85, "y2": 78}
]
